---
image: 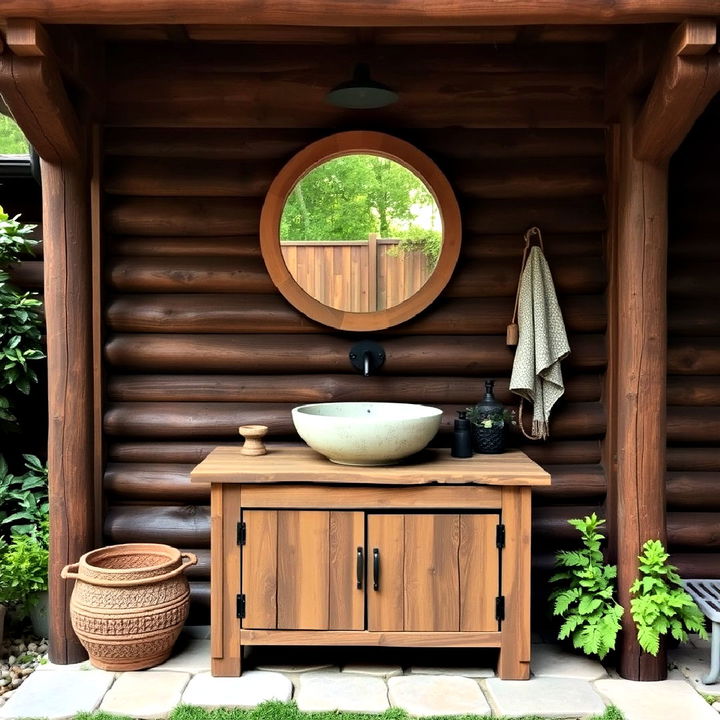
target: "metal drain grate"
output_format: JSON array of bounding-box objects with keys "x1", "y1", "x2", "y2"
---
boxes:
[{"x1": 684, "y1": 579, "x2": 720, "y2": 621}]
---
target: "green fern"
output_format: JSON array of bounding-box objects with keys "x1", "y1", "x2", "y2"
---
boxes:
[
  {"x1": 549, "y1": 514, "x2": 623, "y2": 660},
  {"x1": 630, "y1": 539, "x2": 708, "y2": 655}
]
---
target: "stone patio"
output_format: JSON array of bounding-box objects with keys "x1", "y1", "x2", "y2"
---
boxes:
[{"x1": 0, "y1": 631, "x2": 718, "y2": 720}]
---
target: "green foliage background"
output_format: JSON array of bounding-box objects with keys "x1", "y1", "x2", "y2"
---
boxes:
[
  {"x1": 0, "y1": 116, "x2": 29, "y2": 154},
  {"x1": 280, "y1": 155, "x2": 440, "y2": 261}
]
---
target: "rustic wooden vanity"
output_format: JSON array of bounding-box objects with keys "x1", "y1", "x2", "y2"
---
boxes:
[{"x1": 190, "y1": 446, "x2": 550, "y2": 679}]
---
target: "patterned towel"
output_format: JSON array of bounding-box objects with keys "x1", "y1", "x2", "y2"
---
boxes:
[{"x1": 509, "y1": 246, "x2": 570, "y2": 439}]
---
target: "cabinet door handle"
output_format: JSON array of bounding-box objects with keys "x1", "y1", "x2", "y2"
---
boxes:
[
  {"x1": 373, "y1": 548, "x2": 380, "y2": 590},
  {"x1": 356, "y1": 547, "x2": 363, "y2": 589}
]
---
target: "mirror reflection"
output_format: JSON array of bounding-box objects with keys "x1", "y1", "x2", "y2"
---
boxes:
[{"x1": 279, "y1": 154, "x2": 442, "y2": 313}]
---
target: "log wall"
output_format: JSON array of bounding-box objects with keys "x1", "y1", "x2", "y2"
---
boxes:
[
  {"x1": 101, "y1": 41, "x2": 609, "y2": 620},
  {"x1": 666, "y1": 96, "x2": 720, "y2": 579}
]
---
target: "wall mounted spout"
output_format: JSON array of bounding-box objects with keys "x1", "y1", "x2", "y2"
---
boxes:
[{"x1": 349, "y1": 340, "x2": 385, "y2": 376}]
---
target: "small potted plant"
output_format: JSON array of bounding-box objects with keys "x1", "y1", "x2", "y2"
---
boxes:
[{"x1": 466, "y1": 380, "x2": 514, "y2": 454}]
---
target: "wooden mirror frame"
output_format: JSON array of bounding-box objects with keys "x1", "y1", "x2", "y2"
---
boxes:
[{"x1": 260, "y1": 131, "x2": 461, "y2": 332}]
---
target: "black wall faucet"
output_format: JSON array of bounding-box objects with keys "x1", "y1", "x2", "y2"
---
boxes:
[{"x1": 349, "y1": 340, "x2": 386, "y2": 377}]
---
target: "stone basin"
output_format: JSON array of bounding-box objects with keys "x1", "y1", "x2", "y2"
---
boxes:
[{"x1": 291, "y1": 402, "x2": 443, "y2": 466}]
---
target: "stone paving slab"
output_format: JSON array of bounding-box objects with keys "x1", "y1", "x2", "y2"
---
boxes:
[
  {"x1": 531, "y1": 644, "x2": 608, "y2": 681},
  {"x1": 100, "y1": 671, "x2": 189, "y2": 719},
  {"x1": 35, "y1": 658, "x2": 110, "y2": 673},
  {"x1": 408, "y1": 666, "x2": 495, "y2": 678},
  {"x1": 388, "y1": 674, "x2": 491, "y2": 717},
  {"x1": 342, "y1": 663, "x2": 403, "y2": 678},
  {"x1": 295, "y1": 670, "x2": 389, "y2": 713},
  {"x1": 485, "y1": 677, "x2": 606, "y2": 718},
  {"x1": 182, "y1": 671, "x2": 292, "y2": 709},
  {"x1": 255, "y1": 663, "x2": 336, "y2": 674},
  {"x1": 152, "y1": 639, "x2": 211, "y2": 674},
  {"x1": 669, "y1": 645, "x2": 720, "y2": 696},
  {"x1": 595, "y1": 678, "x2": 718, "y2": 720},
  {"x1": 0, "y1": 669, "x2": 115, "y2": 720}
]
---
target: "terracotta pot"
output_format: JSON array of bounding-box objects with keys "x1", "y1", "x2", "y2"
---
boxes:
[{"x1": 61, "y1": 543, "x2": 197, "y2": 671}]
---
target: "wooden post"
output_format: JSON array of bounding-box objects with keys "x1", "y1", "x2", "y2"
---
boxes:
[
  {"x1": 367, "y1": 233, "x2": 378, "y2": 312},
  {"x1": 615, "y1": 104, "x2": 668, "y2": 681},
  {"x1": 0, "y1": 22, "x2": 95, "y2": 664}
]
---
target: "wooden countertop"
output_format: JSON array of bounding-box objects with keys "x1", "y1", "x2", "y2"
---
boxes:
[{"x1": 190, "y1": 445, "x2": 551, "y2": 486}]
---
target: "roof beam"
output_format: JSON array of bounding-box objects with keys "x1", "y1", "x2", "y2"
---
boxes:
[
  {"x1": 634, "y1": 20, "x2": 720, "y2": 163},
  {"x1": 0, "y1": 20, "x2": 82, "y2": 164},
  {"x1": 1, "y1": 0, "x2": 720, "y2": 26}
]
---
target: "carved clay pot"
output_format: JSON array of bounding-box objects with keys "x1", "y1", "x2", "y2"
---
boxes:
[{"x1": 61, "y1": 543, "x2": 197, "y2": 671}]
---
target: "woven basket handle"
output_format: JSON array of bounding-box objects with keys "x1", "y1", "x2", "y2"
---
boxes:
[{"x1": 60, "y1": 552, "x2": 198, "y2": 587}]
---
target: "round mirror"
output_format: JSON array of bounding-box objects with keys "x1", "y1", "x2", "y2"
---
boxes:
[{"x1": 260, "y1": 131, "x2": 461, "y2": 331}]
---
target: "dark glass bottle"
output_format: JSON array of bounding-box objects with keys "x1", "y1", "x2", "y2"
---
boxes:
[
  {"x1": 472, "y1": 380, "x2": 506, "y2": 454},
  {"x1": 451, "y1": 410, "x2": 473, "y2": 458}
]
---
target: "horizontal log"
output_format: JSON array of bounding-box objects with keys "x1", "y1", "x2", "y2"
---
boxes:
[
  {"x1": 667, "y1": 553, "x2": 720, "y2": 579},
  {"x1": 103, "y1": 155, "x2": 605, "y2": 200},
  {"x1": 531, "y1": 464, "x2": 606, "y2": 502},
  {"x1": 103, "y1": 400, "x2": 604, "y2": 439},
  {"x1": 668, "y1": 338, "x2": 720, "y2": 375},
  {"x1": 106, "y1": 232, "x2": 603, "y2": 261},
  {"x1": 104, "y1": 158, "x2": 281, "y2": 197},
  {"x1": 669, "y1": 303, "x2": 720, "y2": 336},
  {"x1": 667, "y1": 376, "x2": 720, "y2": 405},
  {"x1": 108, "y1": 257, "x2": 273, "y2": 294},
  {"x1": 667, "y1": 512, "x2": 720, "y2": 549},
  {"x1": 104, "y1": 505, "x2": 211, "y2": 547},
  {"x1": 104, "y1": 463, "x2": 204, "y2": 501},
  {"x1": 669, "y1": 233, "x2": 720, "y2": 261},
  {"x1": 8, "y1": 260, "x2": 44, "y2": 289},
  {"x1": 107, "y1": 372, "x2": 602, "y2": 404},
  {"x1": 106, "y1": 438, "x2": 603, "y2": 466},
  {"x1": 667, "y1": 447, "x2": 720, "y2": 472},
  {"x1": 463, "y1": 197, "x2": 606, "y2": 234},
  {"x1": 106, "y1": 294, "x2": 606, "y2": 335},
  {"x1": 106, "y1": 256, "x2": 604, "y2": 296},
  {"x1": 104, "y1": 127, "x2": 605, "y2": 161},
  {"x1": 668, "y1": 262, "x2": 720, "y2": 298},
  {"x1": 105, "y1": 197, "x2": 262, "y2": 236},
  {"x1": 667, "y1": 407, "x2": 720, "y2": 443},
  {"x1": 105, "y1": 333, "x2": 606, "y2": 373},
  {"x1": 185, "y1": 549, "x2": 210, "y2": 578},
  {"x1": 532, "y1": 505, "x2": 603, "y2": 544},
  {"x1": 3, "y1": 1, "x2": 717, "y2": 26},
  {"x1": 452, "y1": 157, "x2": 605, "y2": 199},
  {"x1": 667, "y1": 472, "x2": 720, "y2": 510}
]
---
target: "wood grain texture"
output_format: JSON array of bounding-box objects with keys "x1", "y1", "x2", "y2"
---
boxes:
[
  {"x1": 404, "y1": 514, "x2": 460, "y2": 631},
  {"x1": 367, "y1": 514, "x2": 404, "y2": 632},
  {"x1": 240, "y1": 629, "x2": 502, "y2": 647},
  {"x1": 2, "y1": 1, "x2": 719, "y2": 25},
  {"x1": 615, "y1": 104, "x2": 667, "y2": 681},
  {"x1": 191, "y1": 447, "x2": 550, "y2": 486},
  {"x1": 242, "y1": 510, "x2": 278, "y2": 629},
  {"x1": 277, "y1": 511, "x2": 329, "y2": 630},
  {"x1": 460, "y1": 514, "x2": 501, "y2": 631},
  {"x1": 328, "y1": 512, "x2": 364, "y2": 630}
]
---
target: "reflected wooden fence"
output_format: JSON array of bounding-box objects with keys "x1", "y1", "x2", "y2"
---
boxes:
[{"x1": 280, "y1": 234, "x2": 432, "y2": 312}]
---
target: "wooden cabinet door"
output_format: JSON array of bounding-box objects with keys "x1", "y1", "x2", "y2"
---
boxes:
[
  {"x1": 241, "y1": 509, "x2": 364, "y2": 630},
  {"x1": 367, "y1": 512, "x2": 500, "y2": 632}
]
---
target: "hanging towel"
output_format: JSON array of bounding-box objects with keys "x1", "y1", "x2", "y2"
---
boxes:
[{"x1": 509, "y1": 245, "x2": 570, "y2": 440}]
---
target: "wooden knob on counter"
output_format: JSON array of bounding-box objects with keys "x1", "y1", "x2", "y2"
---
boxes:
[{"x1": 239, "y1": 425, "x2": 268, "y2": 455}]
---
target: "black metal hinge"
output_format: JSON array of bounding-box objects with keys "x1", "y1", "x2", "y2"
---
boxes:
[
  {"x1": 496, "y1": 595, "x2": 505, "y2": 621},
  {"x1": 237, "y1": 521, "x2": 246, "y2": 545},
  {"x1": 496, "y1": 523, "x2": 506, "y2": 549},
  {"x1": 236, "y1": 594, "x2": 246, "y2": 618}
]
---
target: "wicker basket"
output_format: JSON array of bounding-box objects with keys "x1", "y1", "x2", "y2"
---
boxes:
[{"x1": 61, "y1": 543, "x2": 197, "y2": 671}]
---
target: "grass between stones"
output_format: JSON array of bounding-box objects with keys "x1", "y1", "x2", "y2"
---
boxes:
[{"x1": 77, "y1": 699, "x2": 625, "y2": 720}]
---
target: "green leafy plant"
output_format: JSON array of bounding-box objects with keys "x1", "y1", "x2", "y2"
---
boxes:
[
  {"x1": 465, "y1": 405, "x2": 515, "y2": 429},
  {"x1": 0, "y1": 206, "x2": 44, "y2": 425},
  {"x1": 0, "y1": 517, "x2": 49, "y2": 618},
  {"x1": 630, "y1": 539, "x2": 708, "y2": 655},
  {"x1": 0, "y1": 453, "x2": 48, "y2": 535},
  {"x1": 549, "y1": 514, "x2": 624, "y2": 659}
]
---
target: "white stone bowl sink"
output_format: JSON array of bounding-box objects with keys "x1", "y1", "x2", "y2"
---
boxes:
[{"x1": 291, "y1": 402, "x2": 443, "y2": 466}]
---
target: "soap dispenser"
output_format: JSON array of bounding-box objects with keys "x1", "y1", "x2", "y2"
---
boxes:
[{"x1": 451, "y1": 410, "x2": 473, "y2": 458}]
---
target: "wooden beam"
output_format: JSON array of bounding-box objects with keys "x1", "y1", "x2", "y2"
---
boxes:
[
  {"x1": 1, "y1": 0, "x2": 720, "y2": 25},
  {"x1": 4, "y1": 17, "x2": 55, "y2": 57},
  {"x1": 0, "y1": 26, "x2": 81, "y2": 164},
  {"x1": 615, "y1": 104, "x2": 668, "y2": 681},
  {"x1": 634, "y1": 20, "x2": 720, "y2": 162}
]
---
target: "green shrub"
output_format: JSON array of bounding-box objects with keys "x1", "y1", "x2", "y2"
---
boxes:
[
  {"x1": 549, "y1": 514, "x2": 623, "y2": 659},
  {"x1": 630, "y1": 539, "x2": 708, "y2": 655}
]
